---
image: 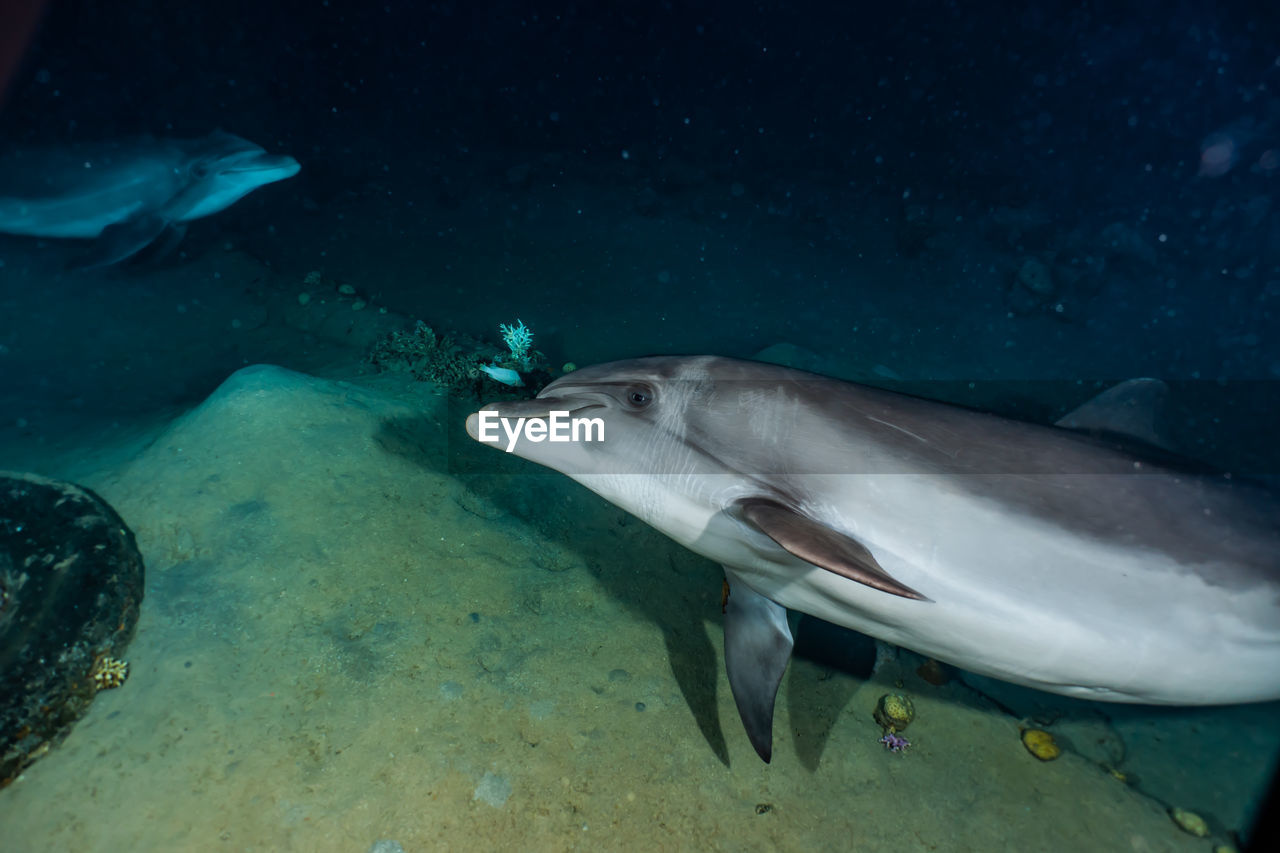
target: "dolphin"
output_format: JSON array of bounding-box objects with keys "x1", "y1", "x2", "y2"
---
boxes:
[
  {"x1": 467, "y1": 356, "x2": 1280, "y2": 762},
  {"x1": 0, "y1": 130, "x2": 299, "y2": 266}
]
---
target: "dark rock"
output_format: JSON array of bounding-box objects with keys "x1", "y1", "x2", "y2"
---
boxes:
[{"x1": 0, "y1": 472, "x2": 144, "y2": 787}]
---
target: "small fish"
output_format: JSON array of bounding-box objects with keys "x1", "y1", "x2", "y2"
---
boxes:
[{"x1": 478, "y1": 364, "x2": 524, "y2": 387}]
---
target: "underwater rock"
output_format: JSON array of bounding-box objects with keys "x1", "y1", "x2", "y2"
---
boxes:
[
  {"x1": 1169, "y1": 807, "x2": 1209, "y2": 837},
  {"x1": 0, "y1": 472, "x2": 144, "y2": 787},
  {"x1": 1021, "y1": 728, "x2": 1061, "y2": 761},
  {"x1": 916, "y1": 658, "x2": 952, "y2": 686}
]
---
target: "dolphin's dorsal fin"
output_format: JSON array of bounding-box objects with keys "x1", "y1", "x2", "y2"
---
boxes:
[
  {"x1": 1055, "y1": 378, "x2": 1172, "y2": 451},
  {"x1": 737, "y1": 498, "x2": 928, "y2": 600}
]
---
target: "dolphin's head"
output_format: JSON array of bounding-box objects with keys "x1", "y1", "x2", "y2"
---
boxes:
[
  {"x1": 467, "y1": 356, "x2": 706, "y2": 473},
  {"x1": 467, "y1": 356, "x2": 771, "y2": 543},
  {"x1": 177, "y1": 131, "x2": 300, "y2": 221}
]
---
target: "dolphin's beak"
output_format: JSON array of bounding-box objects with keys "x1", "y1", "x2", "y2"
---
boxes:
[
  {"x1": 233, "y1": 154, "x2": 300, "y2": 180},
  {"x1": 465, "y1": 396, "x2": 603, "y2": 442},
  {"x1": 464, "y1": 411, "x2": 484, "y2": 441},
  {"x1": 465, "y1": 399, "x2": 551, "y2": 442}
]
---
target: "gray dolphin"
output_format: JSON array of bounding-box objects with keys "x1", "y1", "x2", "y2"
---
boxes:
[
  {"x1": 466, "y1": 356, "x2": 1280, "y2": 762},
  {"x1": 0, "y1": 130, "x2": 299, "y2": 266}
]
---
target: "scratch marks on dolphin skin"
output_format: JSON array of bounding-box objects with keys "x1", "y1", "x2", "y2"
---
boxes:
[{"x1": 865, "y1": 415, "x2": 929, "y2": 445}]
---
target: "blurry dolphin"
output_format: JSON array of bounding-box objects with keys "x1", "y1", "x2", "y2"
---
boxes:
[
  {"x1": 467, "y1": 356, "x2": 1280, "y2": 762},
  {"x1": 0, "y1": 130, "x2": 299, "y2": 266}
]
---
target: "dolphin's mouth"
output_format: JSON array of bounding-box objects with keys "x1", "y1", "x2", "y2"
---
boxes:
[
  {"x1": 465, "y1": 396, "x2": 604, "y2": 443},
  {"x1": 231, "y1": 158, "x2": 300, "y2": 176},
  {"x1": 216, "y1": 154, "x2": 301, "y2": 178}
]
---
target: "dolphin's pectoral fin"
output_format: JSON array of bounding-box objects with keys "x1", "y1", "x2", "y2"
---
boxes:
[
  {"x1": 722, "y1": 567, "x2": 793, "y2": 763},
  {"x1": 77, "y1": 213, "x2": 171, "y2": 268},
  {"x1": 144, "y1": 222, "x2": 188, "y2": 262},
  {"x1": 737, "y1": 498, "x2": 928, "y2": 600}
]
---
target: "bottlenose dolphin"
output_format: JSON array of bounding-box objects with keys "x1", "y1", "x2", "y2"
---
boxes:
[
  {"x1": 0, "y1": 130, "x2": 299, "y2": 265},
  {"x1": 467, "y1": 356, "x2": 1280, "y2": 762}
]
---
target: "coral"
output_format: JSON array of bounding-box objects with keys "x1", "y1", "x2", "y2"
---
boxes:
[
  {"x1": 370, "y1": 319, "x2": 554, "y2": 394},
  {"x1": 92, "y1": 657, "x2": 128, "y2": 690},
  {"x1": 874, "y1": 693, "x2": 915, "y2": 732},
  {"x1": 498, "y1": 319, "x2": 535, "y2": 370},
  {"x1": 879, "y1": 732, "x2": 910, "y2": 752},
  {"x1": 1020, "y1": 728, "x2": 1061, "y2": 761},
  {"x1": 368, "y1": 322, "x2": 487, "y2": 393}
]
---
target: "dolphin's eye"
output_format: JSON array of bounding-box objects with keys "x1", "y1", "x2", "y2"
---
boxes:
[{"x1": 625, "y1": 386, "x2": 653, "y2": 408}]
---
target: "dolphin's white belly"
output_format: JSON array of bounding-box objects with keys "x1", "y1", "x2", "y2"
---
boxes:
[{"x1": 703, "y1": 474, "x2": 1280, "y2": 705}]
